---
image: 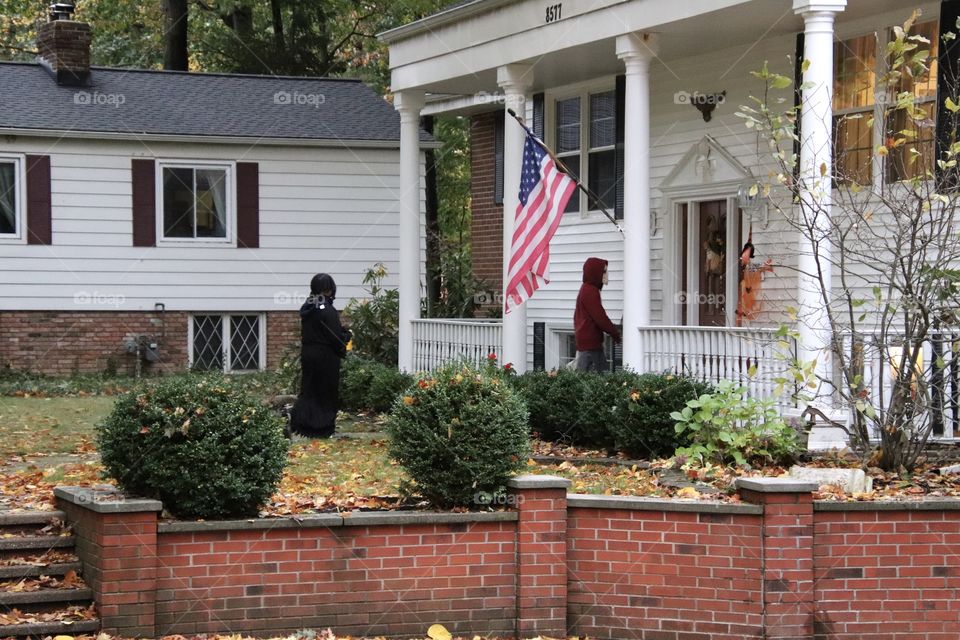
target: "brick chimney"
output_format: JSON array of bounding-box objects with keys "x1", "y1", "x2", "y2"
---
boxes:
[{"x1": 36, "y1": 3, "x2": 91, "y2": 87}]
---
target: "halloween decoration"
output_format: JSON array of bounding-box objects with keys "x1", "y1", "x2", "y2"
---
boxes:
[{"x1": 736, "y1": 224, "x2": 773, "y2": 325}]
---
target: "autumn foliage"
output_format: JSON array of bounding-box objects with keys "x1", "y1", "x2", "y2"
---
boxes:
[
  {"x1": 386, "y1": 364, "x2": 529, "y2": 507},
  {"x1": 97, "y1": 375, "x2": 288, "y2": 519}
]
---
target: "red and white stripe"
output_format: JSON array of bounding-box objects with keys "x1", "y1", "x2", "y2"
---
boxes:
[{"x1": 504, "y1": 155, "x2": 575, "y2": 314}]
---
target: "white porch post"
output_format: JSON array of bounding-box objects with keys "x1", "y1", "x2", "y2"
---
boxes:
[
  {"x1": 395, "y1": 90, "x2": 424, "y2": 373},
  {"x1": 794, "y1": 1, "x2": 845, "y2": 398},
  {"x1": 498, "y1": 64, "x2": 533, "y2": 372},
  {"x1": 616, "y1": 33, "x2": 658, "y2": 372}
]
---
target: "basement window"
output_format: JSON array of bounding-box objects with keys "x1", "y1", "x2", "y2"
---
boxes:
[{"x1": 189, "y1": 313, "x2": 264, "y2": 372}]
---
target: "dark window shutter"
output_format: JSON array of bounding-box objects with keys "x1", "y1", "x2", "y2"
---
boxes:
[
  {"x1": 25, "y1": 155, "x2": 51, "y2": 245},
  {"x1": 532, "y1": 92, "x2": 545, "y2": 139},
  {"x1": 614, "y1": 75, "x2": 626, "y2": 220},
  {"x1": 936, "y1": 1, "x2": 960, "y2": 187},
  {"x1": 236, "y1": 162, "x2": 260, "y2": 248},
  {"x1": 794, "y1": 32, "x2": 805, "y2": 183},
  {"x1": 493, "y1": 114, "x2": 505, "y2": 205},
  {"x1": 131, "y1": 158, "x2": 156, "y2": 247},
  {"x1": 533, "y1": 322, "x2": 545, "y2": 371}
]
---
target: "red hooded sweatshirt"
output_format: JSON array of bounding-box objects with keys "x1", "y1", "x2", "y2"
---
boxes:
[{"x1": 574, "y1": 257, "x2": 621, "y2": 351}]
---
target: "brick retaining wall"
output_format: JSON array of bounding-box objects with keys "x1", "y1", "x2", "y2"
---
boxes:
[{"x1": 54, "y1": 479, "x2": 960, "y2": 639}]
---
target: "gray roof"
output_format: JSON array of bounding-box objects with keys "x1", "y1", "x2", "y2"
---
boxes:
[{"x1": 0, "y1": 62, "x2": 429, "y2": 144}]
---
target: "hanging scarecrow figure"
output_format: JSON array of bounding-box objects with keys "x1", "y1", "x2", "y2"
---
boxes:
[{"x1": 735, "y1": 225, "x2": 774, "y2": 326}]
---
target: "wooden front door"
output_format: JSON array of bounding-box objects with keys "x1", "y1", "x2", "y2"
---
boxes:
[{"x1": 697, "y1": 200, "x2": 728, "y2": 326}]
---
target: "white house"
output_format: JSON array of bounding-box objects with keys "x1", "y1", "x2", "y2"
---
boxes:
[
  {"x1": 383, "y1": 0, "x2": 960, "y2": 440},
  {"x1": 0, "y1": 8, "x2": 430, "y2": 376}
]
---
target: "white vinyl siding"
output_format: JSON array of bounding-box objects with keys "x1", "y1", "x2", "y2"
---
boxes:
[{"x1": 0, "y1": 138, "x2": 424, "y2": 311}]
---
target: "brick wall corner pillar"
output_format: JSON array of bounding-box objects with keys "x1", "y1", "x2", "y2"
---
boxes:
[
  {"x1": 737, "y1": 477, "x2": 818, "y2": 640},
  {"x1": 55, "y1": 485, "x2": 162, "y2": 638},
  {"x1": 507, "y1": 474, "x2": 571, "y2": 639}
]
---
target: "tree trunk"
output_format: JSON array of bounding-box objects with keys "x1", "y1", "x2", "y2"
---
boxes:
[
  {"x1": 163, "y1": 0, "x2": 189, "y2": 71},
  {"x1": 423, "y1": 116, "x2": 442, "y2": 315},
  {"x1": 270, "y1": 0, "x2": 285, "y2": 53}
]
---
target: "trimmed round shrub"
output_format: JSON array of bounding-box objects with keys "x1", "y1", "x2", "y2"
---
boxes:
[
  {"x1": 386, "y1": 363, "x2": 530, "y2": 507},
  {"x1": 97, "y1": 375, "x2": 288, "y2": 519},
  {"x1": 512, "y1": 369, "x2": 591, "y2": 442},
  {"x1": 612, "y1": 374, "x2": 714, "y2": 459}
]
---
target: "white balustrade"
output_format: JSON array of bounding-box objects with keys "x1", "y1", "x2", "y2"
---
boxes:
[
  {"x1": 411, "y1": 319, "x2": 503, "y2": 372},
  {"x1": 637, "y1": 326, "x2": 797, "y2": 408}
]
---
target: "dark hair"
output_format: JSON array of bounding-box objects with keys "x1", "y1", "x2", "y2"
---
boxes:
[{"x1": 310, "y1": 273, "x2": 336, "y2": 298}]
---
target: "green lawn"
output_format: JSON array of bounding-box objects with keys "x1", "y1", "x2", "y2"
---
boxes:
[{"x1": 0, "y1": 396, "x2": 114, "y2": 457}]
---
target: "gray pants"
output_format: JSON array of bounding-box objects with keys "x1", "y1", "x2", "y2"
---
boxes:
[{"x1": 575, "y1": 349, "x2": 608, "y2": 372}]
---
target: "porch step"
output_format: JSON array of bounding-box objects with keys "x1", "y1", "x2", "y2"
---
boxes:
[
  {"x1": 0, "y1": 511, "x2": 66, "y2": 528},
  {"x1": 0, "y1": 587, "x2": 93, "y2": 607},
  {"x1": 0, "y1": 561, "x2": 83, "y2": 580},
  {"x1": 0, "y1": 536, "x2": 74, "y2": 552},
  {"x1": 0, "y1": 618, "x2": 100, "y2": 638}
]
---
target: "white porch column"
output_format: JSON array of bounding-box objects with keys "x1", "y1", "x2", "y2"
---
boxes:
[
  {"x1": 395, "y1": 90, "x2": 424, "y2": 373},
  {"x1": 498, "y1": 64, "x2": 533, "y2": 372},
  {"x1": 794, "y1": 1, "x2": 845, "y2": 398},
  {"x1": 616, "y1": 33, "x2": 658, "y2": 372}
]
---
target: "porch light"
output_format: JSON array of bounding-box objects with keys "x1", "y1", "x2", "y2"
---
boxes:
[{"x1": 737, "y1": 180, "x2": 768, "y2": 229}]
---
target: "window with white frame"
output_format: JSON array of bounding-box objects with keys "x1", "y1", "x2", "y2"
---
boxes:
[
  {"x1": 554, "y1": 88, "x2": 617, "y2": 214},
  {"x1": 833, "y1": 19, "x2": 940, "y2": 185},
  {"x1": 0, "y1": 156, "x2": 22, "y2": 238},
  {"x1": 160, "y1": 162, "x2": 231, "y2": 241},
  {"x1": 190, "y1": 313, "x2": 264, "y2": 372}
]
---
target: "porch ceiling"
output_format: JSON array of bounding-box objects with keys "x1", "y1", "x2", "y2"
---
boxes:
[{"x1": 400, "y1": 0, "x2": 930, "y2": 101}]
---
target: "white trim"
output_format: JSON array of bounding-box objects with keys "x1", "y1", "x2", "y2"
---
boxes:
[
  {"x1": 0, "y1": 153, "x2": 26, "y2": 244},
  {"x1": 0, "y1": 128, "x2": 440, "y2": 150},
  {"x1": 155, "y1": 160, "x2": 235, "y2": 246},
  {"x1": 545, "y1": 323, "x2": 576, "y2": 371}
]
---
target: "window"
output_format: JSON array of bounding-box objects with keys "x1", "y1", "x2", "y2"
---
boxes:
[
  {"x1": 190, "y1": 313, "x2": 264, "y2": 372},
  {"x1": 887, "y1": 20, "x2": 939, "y2": 182},
  {"x1": 553, "y1": 89, "x2": 618, "y2": 214},
  {"x1": 833, "y1": 33, "x2": 877, "y2": 185},
  {"x1": 159, "y1": 162, "x2": 231, "y2": 241},
  {"x1": 0, "y1": 156, "x2": 21, "y2": 238}
]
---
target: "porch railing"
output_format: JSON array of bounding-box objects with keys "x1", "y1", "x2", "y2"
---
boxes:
[
  {"x1": 837, "y1": 331, "x2": 960, "y2": 440},
  {"x1": 637, "y1": 326, "x2": 797, "y2": 408},
  {"x1": 411, "y1": 318, "x2": 503, "y2": 372}
]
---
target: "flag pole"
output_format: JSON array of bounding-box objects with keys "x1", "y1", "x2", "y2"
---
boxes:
[{"x1": 507, "y1": 108, "x2": 625, "y2": 235}]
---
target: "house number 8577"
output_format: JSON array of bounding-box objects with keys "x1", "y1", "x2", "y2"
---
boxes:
[{"x1": 545, "y1": 3, "x2": 562, "y2": 23}]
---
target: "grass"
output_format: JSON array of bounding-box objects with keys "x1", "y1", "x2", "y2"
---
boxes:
[{"x1": 0, "y1": 396, "x2": 114, "y2": 457}]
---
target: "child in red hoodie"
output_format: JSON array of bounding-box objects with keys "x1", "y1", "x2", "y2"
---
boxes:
[{"x1": 574, "y1": 257, "x2": 621, "y2": 371}]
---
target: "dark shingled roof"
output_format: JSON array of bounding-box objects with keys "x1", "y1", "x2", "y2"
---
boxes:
[{"x1": 0, "y1": 62, "x2": 428, "y2": 144}]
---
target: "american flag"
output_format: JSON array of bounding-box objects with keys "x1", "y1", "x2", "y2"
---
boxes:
[{"x1": 504, "y1": 134, "x2": 576, "y2": 314}]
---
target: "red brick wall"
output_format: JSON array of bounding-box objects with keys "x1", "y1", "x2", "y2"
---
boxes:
[
  {"x1": 471, "y1": 112, "x2": 503, "y2": 304},
  {"x1": 0, "y1": 311, "x2": 300, "y2": 376},
  {"x1": 813, "y1": 508, "x2": 960, "y2": 639},
  {"x1": 567, "y1": 507, "x2": 765, "y2": 639},
  {"x1": 155, "y1": 522, "x2": 517, "y2": 637}
]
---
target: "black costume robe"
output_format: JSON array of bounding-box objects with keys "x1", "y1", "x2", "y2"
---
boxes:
[{"x1": 290, "y1": 294, "x2": 349, "y2": 437}]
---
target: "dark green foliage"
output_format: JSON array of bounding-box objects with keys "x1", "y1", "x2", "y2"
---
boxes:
[
  {"x1": 339, "y1": 355, "x2": 414, "y2": 413},
  {"x1": 386, "y1": 364, "x2": 529, "y2": 507},
  {"x1": 97, "y1": 375, "x2": 288, "y2": 519},
  {"x1": 512, "y1": 370, "x2": 712, "y2": 458},
  {"x1": 344, "y1": 264, "x2": 399, "y2": 367},
  {"x1": 613, "y1": 374, "x2": 715, "y2": 459}
]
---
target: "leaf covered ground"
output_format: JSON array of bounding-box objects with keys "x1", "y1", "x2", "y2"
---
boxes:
[{"x1": 3, "y1": 397, "x2": 960, "y2": 516}]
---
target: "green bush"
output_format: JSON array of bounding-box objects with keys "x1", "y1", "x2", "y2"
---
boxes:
[
  {"x1": 339, "y1": 355, "x2": 413, "y2": 413},
  {"x1": 386, "y1": 364, "x2": 529, "y2": 507},
  {"x1": 613, "y1": 374, "x2": 714, "y2": 459},
  {"x1": 672, "y1": 379, "x2": 801, "y2": 467},
  {"x1": 97, "y1": 375, "x2": 288, "y2": 519},
  {"x1": 343, "y1": 264, "x2": 399, "y2": 366}
]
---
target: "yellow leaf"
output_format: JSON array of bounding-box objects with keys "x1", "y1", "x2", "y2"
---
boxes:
[
  {"x1": 819, "y1": 162, "x2": 828, "y2": 177},
  {"x1": 677, "y1": 487, "x2": 701, "y2": 499},
  {"x1": 946, "y1": 97, "x2": 960, "y2": 113},
  {"x1": 876, "y1": 145, "x2": 889, "y2": 157},
  {"x1": 427, "y1": 624, "x2": 452, "y2": 640},
  {"x1": 53, "y1": 636, "x2": 74, "y2": 640}
]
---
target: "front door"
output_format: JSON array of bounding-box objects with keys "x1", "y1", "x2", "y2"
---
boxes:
[{"x1": 698, "y1": 200, "x2": 727, "y2": 326}]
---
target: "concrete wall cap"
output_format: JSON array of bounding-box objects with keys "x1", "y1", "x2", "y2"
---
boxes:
[
  {"x1": 507, "y1": 474, "x2": 572, "y2": 490},
  {"x1": 735, "y1": 477, "x2": 818, "y2": 493},
  {"x1": 54, "y1": 485, "x2": 163, "y2": 513},
  {"x1": 568, "y1": 494, "x2": 763, "y2": 514},
  {"x1": 815, "y1": 498, "x2": 960, "y2": 512}
]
